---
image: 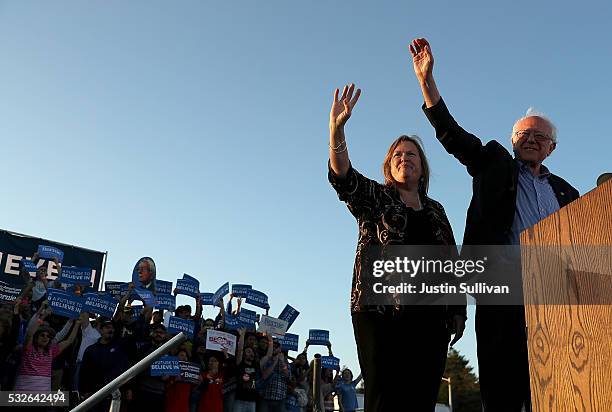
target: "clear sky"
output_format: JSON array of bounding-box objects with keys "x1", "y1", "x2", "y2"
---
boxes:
[{"x1": 2, "y1": 1, "x2": 610, "y2": 377}]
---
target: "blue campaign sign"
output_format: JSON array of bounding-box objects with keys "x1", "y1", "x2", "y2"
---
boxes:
[
  {"x1": 150, "y1": 355, "x2": 180, "y2": 376},
  {"x1": 155, "y1": 294, "x2": 176, "y2": 311},
  {"x1": 59, "y1": 266, "x2": 92, "y2": 286},
  {"x1": 130, "y1": 305, "x2": 143, "y2": 317},
  {"x1": 224, "y1": 313, "x2": 240, "y2": 330},
  {"x1": 47, "y1": 288, "x2": 84, "y2": 318},
  {"x1": 200, "y1": 292, "x2": 214, "y2": 306},
  {"x1": 82, "y1": 293, "x2": 118, "y2": 318},
  {"x1": 212, "y1": 282, "x2": 230, "y2": 306},
  {"x1": 134, "y1": 288, "x2": 156, "y2": 306},
  {"x1": 308, "y1": 329, "x2": 330, "y2": 345},
  {"x1": 278, "y1": 304, "x2": 300, "y2": 330},
  {"x1": 321, "y1": 355, "x2": 340, "y2": 370},
  {"x1": 21, "y1": 259, "x2": 38, "y2": 274},
  {"x1": 246, "y1": 289, "x2": 268, "y2": 309},
  {"x1": 175, "y1": 276, "x2": 199, "y2": 298},
  {"x1": 105, "y1": 281, "x2": 125, "y2": 300},
  {"x1": 238, "y1": 308, "x2": 257, "y2": 329},
  {"x1": 156, "y1": 280, "x2": 173, "y2": 296},
  {"x1": 231, "y1": 284, "x2": 252, "y2": 298},
  {"x1": 278, "y1": 333, "x2": 299, "y2": 352},
  {"x1": 168, "y1": 316, "x2": 195, "y2": 337},
  {"x1": 38, "y1": 245, "x2": 64, "y2": 263}
]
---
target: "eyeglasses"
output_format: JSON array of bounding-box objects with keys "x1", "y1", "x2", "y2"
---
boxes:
[{"x1": 514, "y1": 130, "x2": 551, "y2": 142}]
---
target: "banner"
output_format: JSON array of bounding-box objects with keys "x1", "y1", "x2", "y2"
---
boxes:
[
  {"x1": 155, "y1": 294, "x2": 176, "y2": 311},
  {"x1": 231, "y1": 284, "x2": 251, "y2": 298},
  {"x1": 200, "y1": 292, "x2": 214, "y2": 306},
  {"x1": 156, "y1": 280, "x2": 173, "y2": 296},
  {"x1": 321, "y1": 356, "x2": 340, "y2": 370},
  {"x1": 212, "y1": 282, "x2": 229, "y2": 306},
  {"x1": 206, "y1": 329, "x2": 237, "y2": 355},
  {"x1": 0, "y1": 281, "x2": 21, "y2": 303},
  {"x1": 150, "y1": 356, "x2": 180, "y2": 376},
  {"x1": 104, "y1": 281, "x2": 125, "y2": 300},
  {"x1": 257, "y1": 315, "x2": 288, "y2": 336},
  {"x1": 278, "y1": 304, "x2": 300, "y2": 330},
  {"x1": 224, "y1": 313, "x2": 240, "y2": 330},
  {"x1": 308, "y1": 329, "x2": 330, "y2": 345},
  {"x1": 82, "y1": 293, "x2": 118, "y2": 318},
  {"x1": 47, "y1": 288, "x2": 84, "y2": 318},
  {"x1": 175, "y1": 274, "x2": 199, "y2": 298},
  {"x1": 238, "y1": 308, "x2": 257, "y2": 330},
  {"x1": 0, "y1": 230, "x2": 105, "y2": 290},
  {"x1": 277, "y1": 333, "x2": 299, "y2": 352},
  {"x1": 178, "y1": 361, "x2": 201, "y2": 384},
  {"x1": 168, "y1": 316, "x2": 195, "y2": 337},
  {"x1": 59, "y1": 266, "x2": 93, "y2": 286},
  {"x1": 38, "y1": 245, "x2": 64, "y2": 263},
  {"x1": 132, "y1": 257, "x2": 156, "y2": 293},
  {"x1": 246, "y1": 289, "x2": 268, "y2": 309}
]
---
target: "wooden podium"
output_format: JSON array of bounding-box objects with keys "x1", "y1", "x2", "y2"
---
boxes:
[{"x1": 520, "y1": 180, "x2": 612, "y2": 411}]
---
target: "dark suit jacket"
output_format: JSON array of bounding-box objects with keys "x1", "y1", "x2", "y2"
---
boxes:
[{"x1": 423, "y1": 99, "x2": 579, "y2": 245}]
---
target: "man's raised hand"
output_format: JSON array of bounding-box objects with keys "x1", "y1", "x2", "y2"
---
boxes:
[
  {"x1": 330, "y1": 83, "x2": 361, "y2": 131},
  {"x1": 409, "y1": 38, "x2": 434, "y2": 84}
]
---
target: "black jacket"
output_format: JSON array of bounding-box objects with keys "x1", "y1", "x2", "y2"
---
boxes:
[{"x1": 423, "y1": 99, "x2": 579, "y2": 245}]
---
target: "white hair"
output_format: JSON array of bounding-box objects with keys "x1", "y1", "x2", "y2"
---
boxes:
[{"x1": 512, "y1": 107, "x2": 557, "y2": 143}]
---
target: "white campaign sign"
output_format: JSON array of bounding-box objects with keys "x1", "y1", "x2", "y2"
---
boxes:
[
  {"x1": 205, "y1": 329, "x2": 237, "y2": 356},
  {"x1": 257, "y1": 315, "x2": 288, "y2": 336}
]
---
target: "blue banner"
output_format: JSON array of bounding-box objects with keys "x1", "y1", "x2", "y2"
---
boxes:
[
  {"x1": 59, "y1": 266, "x2": 93, "y2": 286},
  {"x1": 238, "y1": 308, "x2": 257, "y2": 330},
  {"x1": 168, "y1": 316, "x2": 195, "y2": 337},
  {"x1": 0, "y1": 281, "x2": 21, "y2": 303},
  {"x1": 104, "y1": 281, "x2": 125, "y2": 300},
  {"x1": 38, "y1": 245, "x2": 64, "y2": 263},
  {"x1": 21, "y1": 259, "x2": 38, "y2": 274},
  {"x1": 134, "y1": 288, "x2": 156, "y2": 306},
  {"x1": 277, "y1": 333, "x2": 299, "y2": 352},
  {"x1": 212, "y1": 282, "x2": 230, "y2": 306},
  {"x1": 321, "y1": 355, "x2": 340, "y2": 370},
  {"x1": 47, "y1": 288, "x2": 84, "y2": 318},
  {"x1": 246, "y1": 289, "x2": 268, "y2": 309},
  {"x1": 278, "y1": 304, "x2": 300, "y2": 330},
  {"x1": 308, "y1": 329, "x2": 330, "y2": 346},
  {"x1": 231, "y1": 284, "x2": 252, "y2": 298},
  {"x1": 200, "y1": 292, "x2": 214, "y2": 306},
  {"x1": 155, "y1": 294, "x2": 176, "y2": 311},
  {"x1": 178, "y1": 361, "x2": 201, "y2": 384},
  {"x1": 82, "y1": 293, "x2": 118, "y2": 318},
  {"x1": 156, "y1": 280, "x2": 173, "y2": 296},
  {"x1": 150, "y1": 355, "x2": 180, "y2": 376},
  {"x1": 224, "y1": 313, "x2": 240, "y2": 330},
  {"x1": 175, "y1": 275, "x2": 199, "y2": 298}
]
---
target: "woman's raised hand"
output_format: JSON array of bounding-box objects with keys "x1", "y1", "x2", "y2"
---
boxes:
[{"x1": 330, "y1": 83, "x2": 361, "y2": 131}]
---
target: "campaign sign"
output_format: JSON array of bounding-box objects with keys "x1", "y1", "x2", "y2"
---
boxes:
[
  {"x1": 175, "y1": 276, "x2": 199, "y2": 298},
  {"x1": 156, "y1": 280, "x2": 173, "y2": 296},
  {"x1": 212, "y1": 282, "x2": 230, "y2": 306},
  {"x1": 277, "y1": 333, "x2": 299, "y2": 352},
  {"x1": 206, "y1": 329, "x2": 237, "y2": 356},
  {"x1": 47, "y1": 288, "x2": 83, "y2": 318},
  {"x1": 150, "y1": 355, "x2": 180, "y2": 376},
  {"x1": 224, "y1": 314, "x2": 240, "y2": 330},
  {"x1": 321, "y1": 356, "x2": 340, "y2": 370},
  {"x1": 246, "y1": 289, "x2": 268, "y2": 309},
  {"x1": 238, "y1": 308, "x2": 257, "y2": 330},
  {"x1": 105, "y1": 282, "x2": 125, "y2": 300},
  {"x1": 168, "y1": 316, "x2": 195, "y2": 338},
  {"x1": 257, "y1": 315, "x2": 288, "y2": 336},
  {"x1": 231, "y1": 284, "x2": 252, "y2": 298},
  {"x1": 278, "y1": 304, "x2": 300, "y2": 330},
  {"x1": 0, "y1": 281, "x2": 21, "y2": 303},
  {"x1": 134, "y1": 288, "x2": 156, "y2": 306},
  {"x1": 21, "y1": 259, "x2": 38, "y2": 274},
  {"x1": 130, "y1": 305, "x2": 143, "y2": 317},
  {"x1": 200, "y1": 292, "x2": 214, "y2": 306},
  {"x1": 38, "y1": 245, "x2": 64, "y2": 263},
  {"x1": 131, "y1": 257, "x2": 156, "y2": 293},
  {"x1": 308, "y1": 329, "x2": 330, "y2": 345},
  {"x1": 59, "y1": 266, "x2": 92, "y2": 286},
  {"x1": 178, "y1": 361, "x2": 201, "y2": 384},
  {"x1": 155, "y1": 294, "x2": 176, "y2": 311},
  {"x1": 82, "y1": 293, "x2": 118, "y2": 318}
]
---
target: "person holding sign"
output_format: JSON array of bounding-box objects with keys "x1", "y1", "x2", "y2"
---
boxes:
[
  {"x1": 328, "y1": 83, "x2": 466, "y2": 411},
  {"x1": 335, "y1": 369, "x2": 362, "y2": 412},
  {"x1": 164, "y1": 349, "x2": 200, "y2": 412},
  {"x1": 234, "y1": 328, "x2": 260, "y2": 412},
  {"x1": 197, "y1": 351, "x2": 226, "y2": 412},
  {"x1": 259, "y1": 334, "x2": 290, "y2": 412}
]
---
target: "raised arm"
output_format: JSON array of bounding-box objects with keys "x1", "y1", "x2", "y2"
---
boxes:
[
  {"x1": 235, "y1": 328, "x2": 246, "y2": 366},
  {"x1": 329, "y1": 83, "x2": 361, "y2": 179},
  {"x1": 410, "y1": 38, "x2": 440, "y2": 108},
  {"x1": 58, "y1": 319, "x2": 81, "y2": 353}
]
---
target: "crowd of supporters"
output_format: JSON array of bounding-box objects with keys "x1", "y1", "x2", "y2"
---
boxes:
[{"x1": 0, "y1": 252, "x2": 362, "y2": 412}]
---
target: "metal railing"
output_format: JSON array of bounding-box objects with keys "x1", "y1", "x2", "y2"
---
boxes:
[
  {"x1": 311, "y1": 354, "x2": 323, "y2": 412},
  {"x1": 70, "y1": 332, "x2": 188, "y2": 412}
]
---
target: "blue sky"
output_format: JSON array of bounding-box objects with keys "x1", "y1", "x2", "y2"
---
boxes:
[{"x1": 2, "y1": 1, "x2": 610, "y2": 377}]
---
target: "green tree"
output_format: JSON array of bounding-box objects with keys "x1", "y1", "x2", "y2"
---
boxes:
[{"x1": 437, "y1": 348, "x2": 481, "y2": 412}]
